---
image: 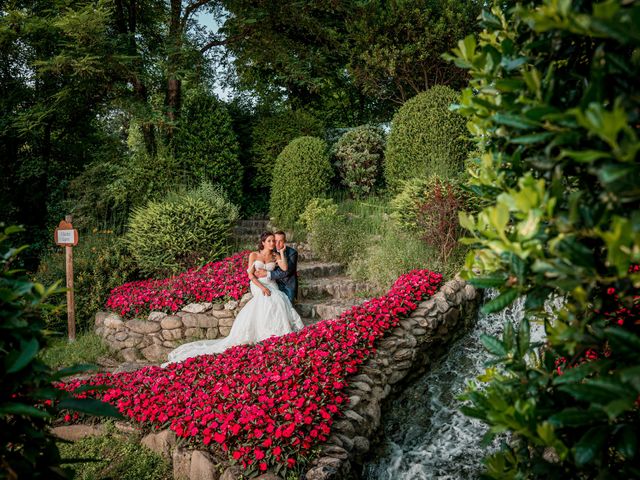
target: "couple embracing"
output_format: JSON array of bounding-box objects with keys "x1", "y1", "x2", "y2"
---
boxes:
[{"x1": 164, "y1": 231, "x2": 304, "y2": 365}]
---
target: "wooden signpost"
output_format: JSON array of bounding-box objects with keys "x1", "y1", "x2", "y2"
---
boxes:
[{"x1": 55, "y1": 215, "x2": 78, "y2": 342}]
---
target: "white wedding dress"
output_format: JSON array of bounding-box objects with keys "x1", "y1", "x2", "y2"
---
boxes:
[{"x1": 163, "y1": 261, "x2": 304, "y2": 366}]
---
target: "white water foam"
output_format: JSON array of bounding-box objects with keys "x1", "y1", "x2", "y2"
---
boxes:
[{"x1": 362, "y1": 291, "x2": 547, "y2": 479}]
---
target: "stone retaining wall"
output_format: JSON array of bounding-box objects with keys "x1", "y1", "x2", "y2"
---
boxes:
[
  {"x1": 303, "y1": 276, "x2": 478, "y2": 480},
  {"x1": 94, "y1": 293, "x2": 253, "y2": 363}
]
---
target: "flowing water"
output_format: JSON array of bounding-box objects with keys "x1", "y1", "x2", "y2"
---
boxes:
[{"x1": 362, "y1": 292, "x2": 547, "y2": 480}]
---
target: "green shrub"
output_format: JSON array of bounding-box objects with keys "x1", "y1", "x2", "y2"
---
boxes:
[
  {"x1": 450, "y1": 1, "x2": 640, "y2": 477},
  {"x1": 58, "y1": 425, "x2": 171, "y2": 480},
  {"x1": 1, "y1": 226, "x2": 121, "y2": 479},
  {"x1": 34, "y1": 232, "x2": 139, "y2": 333},
  {"x1": 333, "y1": 125, "x2": 386, "y2": 198},
  {"x1": 174, "y1": 90, "x2": 243, "y2": 204},
  {"x1": 127, "y1": 182, "x2": 239, "y2": 276},
  {"x1": 270, "y1": 137, "x2": 333, "y2": 228},
  {"x1": 299, "y1": 198, "x2": 367, "y2": 264},
  {"x1": 384, "y1": 85, "x2": 469, "y2": 191},
  {"x1": 251, "y1": 109, "x2": 325, "y2": 190}
]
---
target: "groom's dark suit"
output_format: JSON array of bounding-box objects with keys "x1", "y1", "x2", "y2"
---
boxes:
[{"x1": 270, "y1": 246, "x2": 298, "y2": 303}]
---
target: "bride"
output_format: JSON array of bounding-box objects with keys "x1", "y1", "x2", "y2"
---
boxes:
[{"x1": 163, "y1": 232, "x2": 304, "y2": 365}]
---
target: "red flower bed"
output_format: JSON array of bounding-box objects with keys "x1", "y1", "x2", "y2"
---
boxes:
[
  {"x1": 105, "y1": 251, "x2": 251, "y2": 317},
  {"x1": 59, "y1": 269, "x2": 442, "y2": 475}
]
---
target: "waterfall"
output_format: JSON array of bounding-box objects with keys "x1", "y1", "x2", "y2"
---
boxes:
[{"x1": 362, "y1": 291, "x2": 546, "y2": 479}]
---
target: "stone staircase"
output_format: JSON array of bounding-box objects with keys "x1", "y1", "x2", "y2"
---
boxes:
[{"x1": 232, "y1": 218, "x2": 373, "y2": 326}]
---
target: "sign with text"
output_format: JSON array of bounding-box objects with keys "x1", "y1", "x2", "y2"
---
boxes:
[{"x1": 54, "y1": 220, "x2": 78, "y2": 246}]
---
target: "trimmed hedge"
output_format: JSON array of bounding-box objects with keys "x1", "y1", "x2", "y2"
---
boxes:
[
  {"x1": 251, "y1": 109, "x2": 324, "y2": 190},
  {"x1": 269, "y1": 137, "x2": 333, "y2": 228},
  {"x1": 126, "y1": 182, "x2": 239, "y2": 276},
  {"x1": 333, "y1": 125, "x2": 386, "y2": 198},
  {"x1": 384, "y1": 85, "x2": 469, "y2": 191}
]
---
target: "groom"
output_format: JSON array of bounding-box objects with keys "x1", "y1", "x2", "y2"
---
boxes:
[{"x1": 254, "y1": 231, "x2": 298, "y2": 302}]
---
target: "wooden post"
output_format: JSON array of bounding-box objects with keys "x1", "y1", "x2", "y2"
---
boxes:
[{"x1": 65, "y1": 214, "x2": 76, "y2": 342}]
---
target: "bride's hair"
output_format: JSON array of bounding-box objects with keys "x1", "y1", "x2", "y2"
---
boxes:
[{"x1": 258, "y1": 231, "x2": 274, "y2": 252}]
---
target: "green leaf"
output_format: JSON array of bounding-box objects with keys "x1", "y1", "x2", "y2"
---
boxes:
[
  {"x1": 0, "y1": 402, "x2": 51, "y2": 418},
  {"x1": 548, "y1": 408, "x2": 606, "y2": 427},
  {"x1": 480, "y1": 334, "x2": 507, "y2": 356},
  {"x1": 558, "y1": 379, "x2": 631, "y2": 405},
  {"x1": 605, "y1": 327, "x2": 640, "y2": 355},
  {"x1": 481, "y1": 288, "x2": 519, "y2": 314},
  {"x1": 469, "y1": 274, "x2": 507, "y2": 288},
  {"x1": 6, "y1": 337, "x2": 40, "y2": 373},
  {"x1": 614, "y1": 425, "x2": 637, "y2": 459},
  {"x1": 511, "y1": 132, "x2": 554, "y2": 144},
  {"x1": 58, "y1": 398, "x2": 123, "y2": 419},
  {"x1": 517, "y1": 317, "x2": 530, "y2": 357},
  {"x1": 492, "y1": 113, "x2": 540, "y2": 130},
  {"x1": 559, "y1": 149, "x2": 611, "y2": 163},
  {"x1": 574, "y1": 426, "x2": 608, "y2": 466}
]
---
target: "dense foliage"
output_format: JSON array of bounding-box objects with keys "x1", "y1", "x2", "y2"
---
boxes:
[
  {"x1": 250, "y1": 109, "x2": 325, "y2": 190},
  {"x1": 60, "y1": 269, "x2": 443, "y2": 477},
  {"x1": 34, "y1": 232, "x2": 139, "y2": 333},
  {"x1": 450, "y1": 1, "x2": 640, "y2": 477},
  {"x1": 384, "y1": 85, "x2": 469, "y2": 191},
  {"x1": 0, "y1": 226, "x2": 120, "y2": 479},
  {"x1": 106, "y1": 251, "x2": 250, "y2": 318},
  {"x1": 333, "y1": 125, "x2": 386, "y2": 198},
  {"x1": 174, "y1": 91, "x2": 243, "y2": 204},
  {"x1": 126, "y1": 182, "x2": 239, "y2": 276},
  {"x1": 269, "y1": 137, "x2": 333, "y2": 228}
]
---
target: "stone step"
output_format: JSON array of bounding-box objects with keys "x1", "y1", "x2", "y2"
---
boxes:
[
  {"x1": 297, "y1": 262, "x2": 345, "y2": 278},
  {"x1": 295, "y1": 298, "x2": 365, "y2": 321},
  {"x1": 299, "y1": 276, "x2": 371, "y2": 300}
]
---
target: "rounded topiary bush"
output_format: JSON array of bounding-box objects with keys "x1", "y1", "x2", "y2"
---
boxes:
[
  {"x1": 174, "y1": 91, "x2": 243, "y2": 203},
  {"x1": 251, "y1": 109, "x2": 325, "y2": 189},
  {"x1": 126, "y1": 182, "x2": 239, "y2": 276},
  {"x1": 384, "y1": 85, "x2": 469, "y2": 191},
  {"x1": 269, "y1": 136, "x2": 333, "y2": 228},
  {"x1": 333, "y1": 125, "x2": 386, "y2": 198}
]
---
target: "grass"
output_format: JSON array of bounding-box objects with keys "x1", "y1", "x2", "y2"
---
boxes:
[
  {"x1": 57, "y1": 423, "x2": 172, "y2": 480},
  {"x1": 40, "y1": 332, "x2": 111, "y2": 370}
]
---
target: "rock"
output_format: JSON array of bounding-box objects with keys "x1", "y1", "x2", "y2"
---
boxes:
[
  {"x1": 126, "y1": 319, "x2": 161, "y2": 334},
  {"x1": 464, "y1": 284, "x2": 477, "y2": 301},
  {"x1": 443, "y1": 284, "x2": 457, "y2": 302},
  {"x1": 349, "y1": 374, "x2": 373, "y2": 385},
  {"x1": 148, "y1": 311, "x2": 167, "y2": 322},
  {"x1": 364, "y1": 401, "x2": 381, "y2": 428},
  {"x1": 443, "y1": 307, "x2": 460, "y2": 325},
  {"x1": 336, "y1": 434, "x2": 354, "y2": 451},
  {"x1": 210, "y1": 309, "x2": 234, "y2": 320},
  {"x1": 418, "y1": 316, "x2": 437, "y2": 330},
  {"x1": 321, "y1": 445, "x2": 349, "y2": 460},
  {"x1": 217, "y1": 316, "x2": 235, "y2": 327},
  {"x1": 161, "y1": 315, "x2": 183, "y2": 330},
  {"x1": 182, "y1": 313, "x2": 218, "y2": 329},
  {"x1": 219, "y1": 326, "x2": 232, "y2": 337},
  {"x1": 120, "y1": 347, "x2": 141, "y2": 362},
  {"x1": 141, "y1": 344, "x2": 171, "y2": 362},
  {"x1": 435, "y1": 295, "x2": 450, "y2": 313},
  {"x1": 123, "y1": 335, "x2": 143, "y2": 348},
  {"x1": 163, "y1": 341, "x2": 178, "y2": 348},
  {"x1": 239, "y1": 293, "x2": 252, "y2": 307},
  {"x1": 114, "y1": 421, "x2": 138, "y2": 434},
  {"x1": 141, "y1": 429, "x2": 175, "y2": 458},
  {"x1": 317, "y1": 456, "x2": 343, "y2": 469},
  {"x1": 114, "y1": 331, "x2": 129, "y2": 341},
  {"x1": 388, "y1": 370, "x2": 408, "y2": 384},
  {"x1": 350, "y1": 381, "x2": 371, "y2": 393},
  {"x1": 333, "y1": 420, "x2": 355, "y2": 437},
  {"x1": 51, "y1": 425, "x2": 104, "y2": 441},
  {"x1": 206, "y1": 327, "x2": 219, "y2": 339},
  {"x1": 344, "y1": 409, "x2": 365, "y2": 424},
  {"x1": 224, "y1": 300, "x2": 238, "y2": 310},
  {"x1": 352, "y1": 436, "x2": 370, "y2": 454},
  {"x1": 348, "y1": 395, "x2": 361, "y2": 408},
  {"x1": 409, "y1": 307, "x2": 428, "y2": 319},
  {"x1": 185, "y1": 327, "x2": 205, "y2": 339},
  {"x1": 172, "y1": 447, "x2": 192, "y2": 480},
  {"x1": 304, "y1": 465, "x2": 339, "y2": 480},
  {"x1": 189, "y1": 450, "x2": 218, "y2": 480},
  {"x1": 220, "y1": 466, "x2": 243, "y2": 480},
  {"x1": 181, "y1": 303, "x2": 212, "y2": 314},
  {"x1": 104, "y1": 313, "x2": 124, "y2": 329},
  {"x1": 393, "y1": 348, "x2": 414, "y2": 362},
  {"x1": 412, "y1": 327, "x2": 427, "y2": 336},
  {"x1": 95, "y1": 311, "x2": 109, "y2": 327},
  {"x1": 151, "y1": 335, "x2": 163, "y2": 345},
  {"x1": 162, "y1": 328, "x2": 183, "y2": 341}
]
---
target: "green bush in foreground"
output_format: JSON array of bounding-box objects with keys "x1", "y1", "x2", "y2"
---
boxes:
[
  {"x1": 34, "y1": 232, "x2": 139, "y2": 333},
  {"x1": 127, "y1": 182, "x2": 239, "y2": 276},
  {"x1": 270, "y1": 137, "x2": 333, "y2": 228},
  {"x1": 1, "y1": 226, "x2": 121, "y2": 479},
  {"x1": 449, "y1": 0, "x2": 640, "y2": 477},
  {"x1": 384, "y1": 85, "x2": 469, "y2": 191}
]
